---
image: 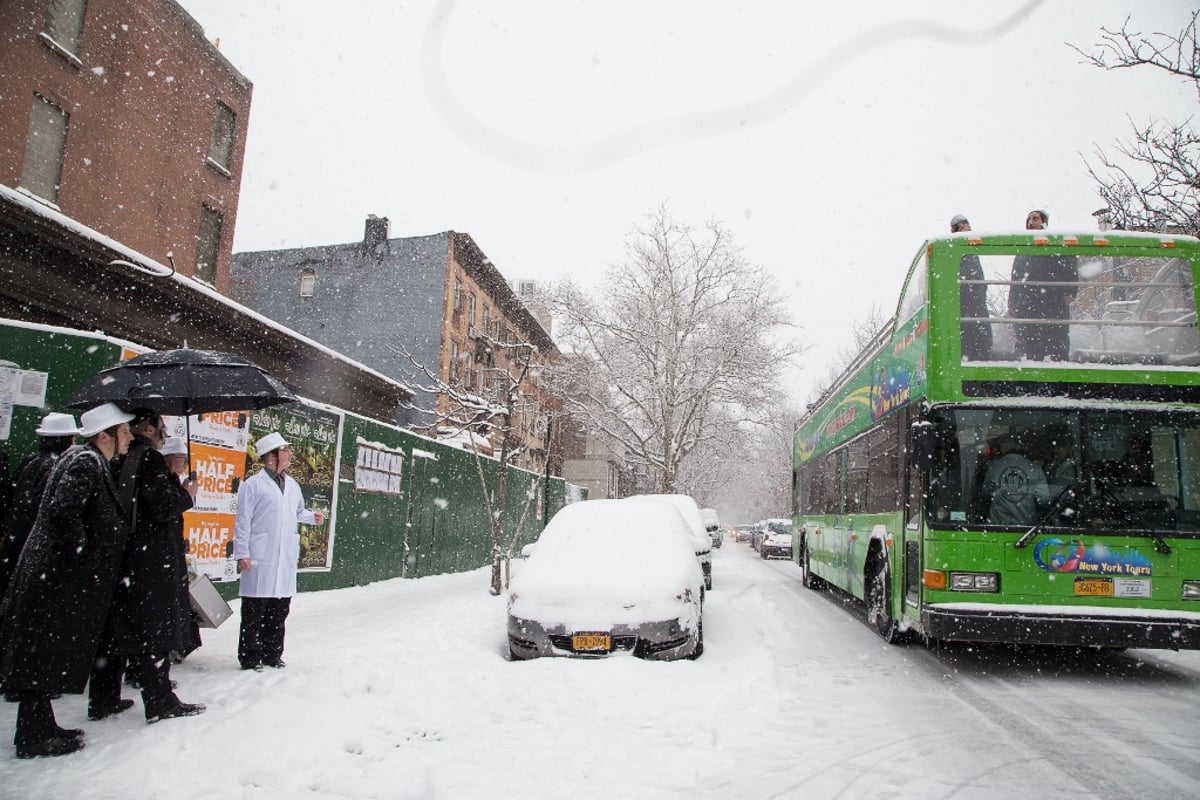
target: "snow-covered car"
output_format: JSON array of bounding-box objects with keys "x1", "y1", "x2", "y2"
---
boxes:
[
  {"x1": 759, "y1": 519, "x2": 794, "y2": 560},
  {"x1": 626, "y1": 494, "x2": 714, "y2": 589},
  {"x1": 700, "y1": 507, "x2": 722, "y2": 548},
  {"x1": 507, "y1": 499, "x2": 704, "y2": 661}
]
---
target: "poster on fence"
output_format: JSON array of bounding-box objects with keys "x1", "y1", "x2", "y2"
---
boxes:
[
  {"x1": 163, "y1": 410, "x2": 251, "y2": 582},
  {"x1": 245, "y1": 402, "x2": 342, "y2": 571}
]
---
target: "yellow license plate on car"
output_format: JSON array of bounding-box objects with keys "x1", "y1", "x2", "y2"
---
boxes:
[
  {"x1": 572, "y1": 633, "x2": 611, "y2": 652},
  {"x1": 1074, "y1": 577, "x2": 1114, "y2": 597}
]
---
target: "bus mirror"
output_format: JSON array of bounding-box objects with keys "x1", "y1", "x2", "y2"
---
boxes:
[{"x1": 910, "y1": 421, "x2": 936, "y2": 468}]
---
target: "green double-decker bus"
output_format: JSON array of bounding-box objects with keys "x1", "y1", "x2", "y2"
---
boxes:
[{"x1": 793, "y1": 229, "x2": 1200, "y2": 649}]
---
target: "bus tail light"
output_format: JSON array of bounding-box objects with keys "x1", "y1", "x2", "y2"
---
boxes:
[
  {"x1": 1183, "y1": 580, "x2": 1200, "y2": 600},
  {"x1": 950, "y1": 572, "x2": 1000, "y2": 592},
  {"x1": 923, "y1": 570, "x2": 946, "y2": 590}
]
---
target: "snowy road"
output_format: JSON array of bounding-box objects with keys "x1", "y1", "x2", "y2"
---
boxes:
[{"x1": 2, "y1": 539, "x2": 1198, "y2": 799}]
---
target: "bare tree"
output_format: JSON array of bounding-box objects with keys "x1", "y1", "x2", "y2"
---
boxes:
[
  {"x1": 545, "y1": 206, "x2": 800, "y2": 494},
  {"x1": 1071, "y1": 12, "x2": 1200, "y2": 235},
  {"x1": 390, "y1": 335, "x2": 554, "y2": 594},
  {"x1": 806, "y1": 304, "x2": 889, "y2": 406}
]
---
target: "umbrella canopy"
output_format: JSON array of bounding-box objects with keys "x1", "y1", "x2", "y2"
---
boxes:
[{"x1": 67, "y1": 348, "x2": 297, "y2": 416}]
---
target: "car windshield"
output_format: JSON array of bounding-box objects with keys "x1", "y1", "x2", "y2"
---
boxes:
[
  {"x1": 767, "y1": 521, "x2": 792, "y2": 535},
  {"x1": 925, "y1": 406, "x2": 1200, "y2": 534}
]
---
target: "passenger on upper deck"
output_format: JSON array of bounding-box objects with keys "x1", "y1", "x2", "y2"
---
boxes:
[
  {"x1": 1009, "y1": 209, "x2": 1078, "y2": 361},
  {"x1": 951, "y1": 214, "x2": 992, "y2": 361}
]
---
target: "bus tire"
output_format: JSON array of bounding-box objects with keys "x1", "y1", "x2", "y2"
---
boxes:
[
  {"x1": 802, "y1": 544, "x2": 824, "y2": 590},
  {"x1": 867, "y1": 557, "x2": 902, "y2": 644}
]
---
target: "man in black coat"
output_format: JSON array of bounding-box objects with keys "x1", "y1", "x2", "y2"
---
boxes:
[
  {"x1": 950, "y1": 215, "x2": 993, "y2": 361},
  {"x1": 1009, "y1": 209, "x2": 1078, "y2": 361},
  {"x1": 88, "y1": 410, "x2": 204, "y2": 723},
  {"x1": 0, "y1": 403, "x2": 133, "y2": 759},
  {"x1": 0, "y1": 413, "x2": 81, "y2": 601}
]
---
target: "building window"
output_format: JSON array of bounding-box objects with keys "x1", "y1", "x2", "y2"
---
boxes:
[
  {"x1": 453, "y1": 278, "x2": 462, "y2": 312},
  {"x1": 43, "y1": 0, "x2": 87, "y2": 59},
  {"x1": 195, "y1": 205, "x2": 223, "y2": 284},
  {"x1": 449, "y1": 341, "x2": 460, "y2": 382},
  {"x1": 482, "y1": 306, "x2": 490, "y2": 338},
  {"x1": 468, "y1": 293, "x2": 477, "y2": 334},
  {"x1": 299, "y1": 269, "x2": 316, "y2": 297},
  {"x1": 20, "y1": 94, "x2": 69, "y2": 204},
  {"x1": 207, "y1": 101, "x2": 235, "y2": 173}
]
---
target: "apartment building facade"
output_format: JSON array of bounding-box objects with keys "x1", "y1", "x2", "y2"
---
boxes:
[
  {"x1": 230, "y1": 217, "x2": 561, "y2": 475},
  {"x1": 0, "y1": 0, "x2": 251, "y2": 295}
]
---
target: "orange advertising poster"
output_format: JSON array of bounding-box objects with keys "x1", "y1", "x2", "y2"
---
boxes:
[
  {"x1": 189, "y1": 441, "x2": 248, "y2": 516},
  {"x1": 185, "y1": 511, "x2": 238, "y2": 582}
]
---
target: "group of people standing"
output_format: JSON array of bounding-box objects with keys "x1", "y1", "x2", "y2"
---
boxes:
[
  {"x1": 0, "y1": 401, "x2": 321, "y2": 760},
  {"x1": 951, "y1": 209, "x2": 1079, "y2": 362}
]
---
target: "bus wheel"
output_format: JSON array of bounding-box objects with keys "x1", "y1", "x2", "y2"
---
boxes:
[
  {"x1": 802, "y1": 545, "x2": 824, "y2": 590},
  {"x1": 866, "y1": 559, "x2": 901, "y2": 644}
]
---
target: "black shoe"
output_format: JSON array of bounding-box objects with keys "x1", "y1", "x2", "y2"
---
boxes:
[
  {"x1": 240, "y1": 661, "x2": 263, "y2": 671},
  {"x1": 15, "y1": 735, "x2": 86, "y2": 759},
  {"x1": 87, "y1": 698, "x2": 135, "y2": 721},
  {"x1": 146, "y1": 700, "x2": 206, "y2": 723},
  {"x1": 55, "y1": 726, "x2": 85, "y2": 740},
  {"x1": 262, "y1": 659, "x2": 286, "y2": 669}
]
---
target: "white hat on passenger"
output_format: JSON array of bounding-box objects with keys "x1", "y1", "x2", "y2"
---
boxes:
[
  {"x1": 161, "y1": 436, "x2": 189, "y2": 456},
  {"x1": 255, "y1": 431, "x2": 289, "y2": 457},
  {"x1": 79, "y1": 403, "x2": 135, "y2": 437},
  {"x1": 35, "y1": 412, "x2": 82, "y2": 437}
]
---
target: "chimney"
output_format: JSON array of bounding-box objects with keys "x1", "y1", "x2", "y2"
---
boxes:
[{"x1": 362, "y1": 214, "x2": 391, "y2": 258}]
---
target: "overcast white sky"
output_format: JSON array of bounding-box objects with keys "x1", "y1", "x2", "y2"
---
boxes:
[{"x1": 176, "y1": 0, "x2": 1196, "y2": 399}]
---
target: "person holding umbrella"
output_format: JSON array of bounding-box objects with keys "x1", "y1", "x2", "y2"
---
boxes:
[
  {"x1": 0, "y1": 402, "x2": 133, "y2": 758},
  {"x1": 89, "y1": 409, "x2": 204, "y2": 724},
  {"x1": 234, "y1": 432, "x2": 324, "y2": 671}
]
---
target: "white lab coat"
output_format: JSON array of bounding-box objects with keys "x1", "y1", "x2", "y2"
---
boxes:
[{"x1": 233, "y1": 469, "x2": 317, "y2": 598}]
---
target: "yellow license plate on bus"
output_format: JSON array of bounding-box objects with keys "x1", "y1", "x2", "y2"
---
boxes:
[
  {"x1": 1074, "y1": 577, "x2": 1114, "y2": 597},
  {"x1": 572, "y1": 633, "x2": 611, "y2": 652}
]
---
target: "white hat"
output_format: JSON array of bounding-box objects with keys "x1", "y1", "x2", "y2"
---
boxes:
[
  {"x1": 35, "y1": 412, "x2": 82, "y2": 437},
  {"x1": 79, "y1": 402, "x2": 135, "y2": 437},
  {"x1": 255, "y1": 431, "x2": 289, "y2": 457},
  {"x1": 161, "y1": 436, "x2": 189, "y2": 456}
]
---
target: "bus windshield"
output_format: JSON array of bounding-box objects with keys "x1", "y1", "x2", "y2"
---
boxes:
[
  {"x1": 925, "y1": 406, "x2": 1200, "y2": 534},
  {"x1": 959, "y1": 254, "x2": 1199, "y2": 365}
]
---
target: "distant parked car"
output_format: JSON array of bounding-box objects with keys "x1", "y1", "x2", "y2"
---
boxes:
[
  {"x1": 750, "y1": 521, "x2": 768, "y2": 551},
  {"x1": 627, "y1": 494, "x2": 714, "y2": 590},
  {"x1": 507, "y1": 499, "x2": 704, "y2": 661},
  {"x1": 757, "y1": 519, "x2": 793, "y2": 559},
  {"x1": 731, "y1": 525, "x2": 754, "y2": 543},
  {"x1": 700, "y1": 507, "x2": 722, "y2": 548}
]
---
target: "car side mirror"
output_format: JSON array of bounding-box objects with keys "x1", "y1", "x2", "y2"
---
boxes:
[{"x1": 909, "y1": 421, "x2": 936, "y2": 469}]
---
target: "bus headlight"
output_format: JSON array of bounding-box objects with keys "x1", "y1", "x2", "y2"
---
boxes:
[
  {"x1": 1183, "y1": 581, "x2": 1200, "y2": 600},
  {"x1": 949, "y1": 572, "x2": 999, "y2": 592}
]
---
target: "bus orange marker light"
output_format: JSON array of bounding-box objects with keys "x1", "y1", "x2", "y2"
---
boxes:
[
  {"x1": 1161, "y1": 240, "x2": 1176, "y2": 248},
  {"x1": 1034, "y1": 237, "x2": 1049, "y2": 246},
  {"x1": 1094, "y1": 238, "x2": 1109, "y2": 246},
  {"x1": 923, "y1": 569, "x2": 947, "y2": 590},
  {"x1": 849, "y1": 532, "x2": 857, "y2": 541},
  {"x1": 1064, "y1": 237, "x2": 1078, "y2": 246},
  {"x1": 967, "y1": 237, "x2": 982, "y2": 246},
  {"x1": 884, "y1": 535, "x2": 893, "y2": 546}
]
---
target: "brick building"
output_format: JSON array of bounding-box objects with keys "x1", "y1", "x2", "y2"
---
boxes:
[
  {"x1": 230, "y1": 216, "x2": 561, "y2": 474},
  {"x1": 0, "y1": 0, "x2": 251, "y2": 295}
]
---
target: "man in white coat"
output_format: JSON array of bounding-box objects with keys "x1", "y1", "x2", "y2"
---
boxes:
[{"x1": 233, "y1": 432, "x2": 324, "y2": 671}]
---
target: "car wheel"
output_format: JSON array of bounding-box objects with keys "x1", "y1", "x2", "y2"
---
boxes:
[
  {"x1": 687, "y1": 617, "x2": 704, "y2": 660},
  {"x1": 802, "y1": 544, "x2": 824, "y2": 590},
  {"x1": 508, "y1": 645, "x2": 527, "y2": 661},
  {"x1": 705, "y1": 573, "x2": 712, "y2": 591},
  {"x1": 866, "y1": 557, "x2": 902, "y2": 644}
]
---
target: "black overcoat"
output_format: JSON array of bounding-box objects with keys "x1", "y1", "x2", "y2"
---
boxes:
[
  {"x1": 0, "y1": 452, "x2": 56, "y2": 600},
  {"x1": 108, "y1": 437, "x2": 193, "y2": 655},
  {"x1": 0, "y1": 444, "x2": 129, "y2": 694}
]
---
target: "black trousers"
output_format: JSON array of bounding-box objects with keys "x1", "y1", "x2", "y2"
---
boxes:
[
  {"x1": 14, "y1": 692, "x2": 57, "y2": 745},
  {"x1": 238, "y1": 597, "x2": 291, "y2": 667},
  {"x1": 89, "y1": 649, "x2": 174, "y2": 718}
]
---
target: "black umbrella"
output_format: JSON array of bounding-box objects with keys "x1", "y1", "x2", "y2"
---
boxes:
[{"x1": 67, "y1": 348, "x2": 297, "y2": 416}]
